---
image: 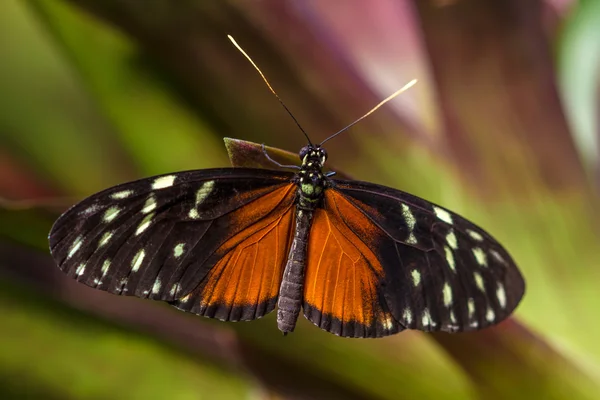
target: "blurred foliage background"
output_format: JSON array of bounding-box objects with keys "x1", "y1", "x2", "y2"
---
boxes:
[{"x1": 1, "y1": 0, "x2": 599, "y2": 399}]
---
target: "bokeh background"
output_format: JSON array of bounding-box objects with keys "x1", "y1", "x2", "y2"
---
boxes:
[{"x1": 1, "y1": 0, "x2": 599, "y2": 399}]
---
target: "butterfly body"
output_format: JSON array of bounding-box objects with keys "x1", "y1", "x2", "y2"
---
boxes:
[
  {"x1": 277, "y1": 145, "x2": 328, "y2": 334},
  {"x1": 49, "y1": 143, "x2": 525, "y2": 338}
]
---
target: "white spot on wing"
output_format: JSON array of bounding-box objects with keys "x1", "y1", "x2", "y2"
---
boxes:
[
  {"x1": 406, "y1": 233, "x2": 418, "y2": 244},
  {"x1": 442, "y1": 282, "x2": 453, "y2": 307},
  {"x1": 98, "y1": 231, "x2": 113, "y2": 248},
  {"x1": 173, "y1": 243, "x2": 185, "y2": 258},
  {"x1": 422, "y1": 308, "x2": 432, "y2": 328},
  {"x1": 180, "y1": 293, "x2": 192, "y2": 303},
  {"x1": 490, "y1": 249, "x2": 506, "y2": 264},
  {"x1": 195, "y1": 181, "x2": 215, "y2": 204},
  {"x1": 81, "y1": 204, "x2": 100, "y2": 216},
  {"x1": 101, "y1": 259, "x2": 111, "y2": 275},
  {"x1": 467, "y1": 229, "x2": 484, "y2": 241},
  {"x1": 486, "y1": 307, "x2": 495, "y2": 322},
  {"x1": 444, "y1": 246, "x2": 456, "y2": 272},
  {"x1": 170, "y1": 283, "x2": 180, "y2": 297},
  {"x1": 474, "y1": 271, "x2": 485, "y2": 292},
  {"x1": 401, "y1": 204, "x2": 416, "y2": 230},
  {"x1": 142, "y1": 194, "x2": 157, "y2": 214},
  {"x1": 433, "y1": 206, "x2": 453, "y2": 224},
  {"x1": 67, "y1": 236, "x2": 83, "y2": 260},
  {"x1": 382, "y1": 316, "x2": 394, "y2": 330},
  {"x1": 446, "y1": 230, "x2": 458, "y2": 250},
  {"x1": 450, "y1": 310, "x2": 457, "y2": 324},
  {"x1": 403, "y1": 308, "x2": 412, "y2": 324},
  {"x1": 103, "y1": 206, "x2": 120, "y2": 223},
  {"x1": 496, "y1": 282, "x2": 507, "y2": 309},
  {"x1": 135, "y1": 213, "x2": 154, "y2": 236},
  {"x1": 152, "y1": 175, "x2": 176, "y2": 190},
  {"x1": 468, "y1": 298, "x2": 475, "y2": 318},
  {"x1": 152, "y1": 279, "x2": 161, "y2": 295},
  {"x1": 75, "y1": 263, "x2": 86, "y2": 276},
  {"x1": 472, "y1": 247, "x2": 488, "y2": 267},
  {"x1": 111, "y1": 190, "x2": 134, "y2": 200},
  {"x1": 131, "y1": 249, "x2": 145, "y2": 272},
  {"x1": 188, "y1": 181, "x2": 215, "y2": 219},
  {"x1": 402, "y1": 204, "x2": 418, "y2": 244},
  {"x1": 411, "y1": 269, "x2": 421, "y2": 287},
  {"x1": 98, "y1": 259, "x2": 111, "y2": 286}
]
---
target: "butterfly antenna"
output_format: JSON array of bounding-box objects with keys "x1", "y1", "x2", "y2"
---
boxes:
[
  {"x1": 319, "y1": 79, "x2": 418, "y2": 146},
  {"x1": 228, "y1": 35, "x2": 313, "y2": 145}
]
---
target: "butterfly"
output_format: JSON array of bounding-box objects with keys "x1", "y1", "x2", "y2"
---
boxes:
[{"x1": 48, "y1": 37, "x2": 525, "y2": 338}]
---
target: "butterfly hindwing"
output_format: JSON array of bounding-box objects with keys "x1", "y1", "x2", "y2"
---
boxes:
[
  {"x1": 303, "y1": 190, "x2": 403, "y2": 338},
  {"x1": 49, "y1": 168, "x2": 296, "y2": 321},
  {"x1": 322, "y1": 179, "x2": 525, "y2": 334}
]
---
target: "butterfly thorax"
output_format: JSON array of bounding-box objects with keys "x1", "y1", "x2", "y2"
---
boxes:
[{"x1": 295, "y1": 145, "x2": 328, "y2": 210}]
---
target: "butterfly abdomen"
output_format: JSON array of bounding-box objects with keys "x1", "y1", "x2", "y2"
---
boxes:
[{"x1": 277, "y1": 208, "x2": 314, "y2": 334}]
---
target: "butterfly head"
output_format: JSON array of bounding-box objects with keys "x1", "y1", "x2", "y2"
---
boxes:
[{"x1": 299, "y1": 145, "x2": 327, "y2": 168}]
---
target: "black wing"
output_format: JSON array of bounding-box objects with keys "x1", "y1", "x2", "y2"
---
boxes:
[
  {"x1": 49, "y1": 168, "x2": 297, "y2": 321},
  {"x1": 329, "y1": 179, "x2": 525, "y2": 333}
]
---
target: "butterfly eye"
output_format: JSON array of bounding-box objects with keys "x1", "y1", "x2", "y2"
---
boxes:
[
  {"x1": 299, "y1": 146, "x2": 311, "y2": 161},
  {"x1": 319, "y1": 148, "x2": 328, "y2": 162}
]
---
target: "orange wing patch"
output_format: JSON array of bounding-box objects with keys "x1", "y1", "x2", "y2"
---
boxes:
[
  {"x1": 175, "y1": 184, "x2": 296, "y2": 321},
  {"x1": 303, "y1": 190, "x2": 402, "y2": 337}
]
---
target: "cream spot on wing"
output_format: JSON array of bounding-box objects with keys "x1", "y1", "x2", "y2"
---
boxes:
[
  {"x1": 422, "y1": 308, "x2": 432, "y2": 328},
  {"x1": 382, "y1": 316, "x2": 394, "y2": 330},
  {"x1": 401, "y1": 204, "x2": 416, "y2": 230},
  {"x1": 135, "y1": 213, "x2": 154, "y2": 236},
  {"x1": 141, "y1": 194, "x2": 157, "y2": 214},
  {"x1": 472, "y1": 247, "x2": 488, "y2": 267},
  {"x1": 486, "y1": 307, "x2": 495, "y2": 322},
  {"x1": 188, "y1": 208, "x2": 200, "y2": 219},
  {"x1": 446, "y1": 230, "x2": 458, "y2": 250},
  {"x1": 468, "y1": 298, "x2": 475, "y2": 318},
  {"x1": 101, "y1": 259, "x2": 111, "y2": 275},
  {"x1": 474, "y1": 271, "x2": 485, "y2": 292},
  {"x1": 152, "y1": 278, "x2": 162, "y2": 295},
  {"x1": 496, "y1": 282, "x2": 507, "y2": 309},
  {"x1": 173, "y1": 243, "x2": 185, "y2": 258},
  {"x1": 490, "y1": 249, "x2": 506, "y2": 264},
  {"x1": 411, "y1": 269, "x2": 421, "y2": 287},
  {"x1": 450, "y1": 310, "x2": 457, "y2": 324},
  {"x1": 401, "y1": 309, "x2": 412, "y2": 326},
  {"x1": 81, "y1": 204, "x2": 100, "y2": 216},
  {"x1": 103, "y1": 206, "x2": 121, "y2": 223},
  {"x1": 195, "y1": 181, "x2": 215, "y2": 204},
  {"x1": 67, "y1": 236, "x2": 83, "y2": 260},
  {"x1": 467, "y1": 229, "x2": 484, "y2": 241},
  {"x1": 433, "y1": 206, "x2": 453, "y2": 224},
  {"x1": 131, "y1": 249, "x2": 145, "y2": 272},
  {"x1": 98, "y1": 231, "x2": 113, "y2": 248},
  {"x1": 170, "y1": 283, "x2": 180, "y2": 297},
  {"x1": 152, "y1": 175, "x2": 176, "y2": 190},
  {"x1": 443, "y1": 282, "x2": 453, "y2": 307},
  {"x1": 75, "y1": 263, "x2": 86, "y2": 276},
  {"x1": 188, "y1": 181, "x2": 216, "y2": 219},
  {"x1": 110, "y1": 190, "x2": 134, "y2": 200},
  {"x1": 406, "y1": 233, "x2": 418, "y2": 244},
  {"x1": 444, "y1": 246, "x2": 456, "y2": 272},
  {"x1": 180, "y1": 293, "x2": 192, "y2": 303}
]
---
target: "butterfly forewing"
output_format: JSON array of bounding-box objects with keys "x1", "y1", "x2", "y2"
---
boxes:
[
  {"x1": 49, "y1": 168, "x2": 296, "y2": 309},
  {"x1": 330, "y1": 179, "x2": 525, "y2": 333}
]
